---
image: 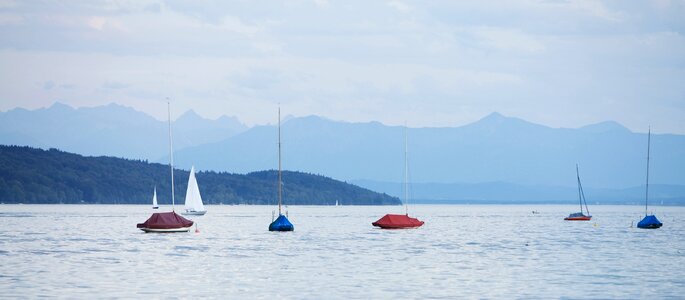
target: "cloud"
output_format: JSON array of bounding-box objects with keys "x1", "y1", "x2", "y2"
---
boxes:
[
  {"x1": 0, "y1": 1, "x2": 683, "y2": 133},
  {"x1": 387, "y1": 1, "x2": 411, "y2": 13},
  {"x1": 102, "y1": 81, "x2": 130, "y2": 90},
  {"x1": 468, "y1": 27, "x2": 547, "y2": 54},
  {"x1": 568, "y1": 0, "x2": 626, "y2": 22},
  {"x1": 86, "y1": 16, "x2": 106, "y2": 30},
  {"x1": 42, "y1": 81, "x2": 54, "y2": 90},
  {"x1": 313, "y1": 0, "x2": 329, "y2": 8},
  {"x1": 0, "y1": 13, "x2": 22, "y2": 25}
]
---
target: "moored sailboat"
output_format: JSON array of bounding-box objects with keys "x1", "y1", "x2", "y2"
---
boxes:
[
  {"x1": 372, "y1": 126, "x2": 424, "y2": 229},
  {"x1": 564, "y1": 164, "x2": 592, "y2": 221},
  {"x1": 268, "y1": 106, "x2": 294, "y2": 232},
  {"x1": 137, "y1": 101, "x2": 193, "y2": 233},
  {"x1": 637, "y1": 128, "x2": 663, "y2": 229},
  {"x1": 182, "y1": 166, "x2": 206, "y2": 216},
  {"x1": 152, "y1": 186, "x2": 159, "y2": 209}
]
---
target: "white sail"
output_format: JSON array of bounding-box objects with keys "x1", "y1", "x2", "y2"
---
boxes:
[
  {"x1": 152, "y1": 187, "x2": 159, "y2": 209},
  {"x1": 183, "y1": 166, "x2": 206, "y2": 214}
]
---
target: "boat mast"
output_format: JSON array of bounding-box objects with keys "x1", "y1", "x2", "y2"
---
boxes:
[
  {"x1": 576, "y1": 164, "x2": 582, "y2": 213},
  {"x1": 404, "y1": 125, "x2": 408, "y2": 216},
  {"x1": 577, "y1": 164, "x2": 590, "y2": 216},
  {"x1": 645, "y1": 127, "x2": 651, "y2": 216},
  {"x1": 167, "y1": 100, "x2": 176, "y2": 211},
  {"x1": 278, "y1": 105, "x2": 282, "y2": 216}
]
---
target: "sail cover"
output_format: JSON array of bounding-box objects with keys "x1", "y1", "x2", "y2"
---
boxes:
[
  {"x1": 372, "y1": 214, "x2": 424, "y2": 229},
  {"x1": 137, "y1": 212, "x2": 193, "y2": 229},
  {"x1": 269, "y1": 214, "x2": 294, "y2": 231},
  {"x1": 637, "y1": 215, "x2": 662, "y2": 229}
]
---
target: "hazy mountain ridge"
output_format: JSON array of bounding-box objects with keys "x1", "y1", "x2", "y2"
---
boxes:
[
  {"x1": 2, "y1": 103, "x2": 684, "y2": 199},
  {"x1": 0, "y1": 102, "x2": 247, "y2": 161},
  {"x1": 352, "y1": 180, "x2": 685, "y2": 205},
  {"x1": 173, "y1": 113, "x2": 685, "y2": 190}
]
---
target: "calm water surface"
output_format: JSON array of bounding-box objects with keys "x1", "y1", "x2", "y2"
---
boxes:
[{"x1": 0, "y1": 205, "x2": 683, "y2": 299}]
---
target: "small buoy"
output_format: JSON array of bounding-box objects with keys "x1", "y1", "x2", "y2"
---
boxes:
[
  {"x1": 195, "y1": 224, "x2": 200, "y2": 233},
  {"x1": 593, "y1": 223, "x2": 598, "y2": 227}
]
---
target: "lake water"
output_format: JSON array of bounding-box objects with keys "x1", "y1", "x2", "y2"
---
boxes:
[{"x1": 1, "y1": 204, "x2": 683, "y2": 299}]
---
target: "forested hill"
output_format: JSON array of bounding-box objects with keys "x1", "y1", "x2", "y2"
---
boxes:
[{"x1": 0, "y1": 145, "x2": 400, "y2": 205}]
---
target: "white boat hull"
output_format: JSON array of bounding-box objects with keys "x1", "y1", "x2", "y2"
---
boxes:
[
  {"x1": 139, "y1": 227, "x2": 191, "y2": 233},
  {"x1": 182, "y1": 210, "x2": 206, "y2": 216}
]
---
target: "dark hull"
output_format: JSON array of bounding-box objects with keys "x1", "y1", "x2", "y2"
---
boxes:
[
  {"x1": 637, "y1": 223, "x2": 663, "y2": 229},
  {"x1": 564, "y1": 216, "x2": 592, "y2": 221},
  {"x1": 371, "y1": 222, "x2": 424, "y2": 229}
]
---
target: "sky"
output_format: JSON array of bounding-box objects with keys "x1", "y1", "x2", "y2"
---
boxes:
[{"x1": 0, "y1": 0, "x2": 684, "y2": 133}]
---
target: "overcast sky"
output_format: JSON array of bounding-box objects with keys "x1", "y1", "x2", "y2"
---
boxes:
[{"x1": 0, "y1": 0, "x2": 683, "y2": 133}]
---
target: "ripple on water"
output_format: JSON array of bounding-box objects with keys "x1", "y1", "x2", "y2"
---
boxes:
[{"x1": 0, "y1": 204, "x2": 683, "y2": 299}]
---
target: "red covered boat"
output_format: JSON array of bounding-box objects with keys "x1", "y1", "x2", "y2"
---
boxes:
[
  {"x1": 372, "y1": 128, "x2": 424, "y2": 230},
  {"x1": 137, "y1": 211, "x2": 194, "y2": 233},
  {"x1": 372, "y1": 214, "x2": 424, "y2": 229},
  {"x1": 565, "y1": 164, "x2": 592, "y2": 221},
  {"x1": 137, "y1": 102, "x2": 194, "y2": 233}
]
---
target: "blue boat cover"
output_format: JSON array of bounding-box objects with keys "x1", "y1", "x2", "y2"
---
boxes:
[
  {"x1": 637, "y1": 215, "x2": 663, "y2": 229},
  {"x1": 269, "y1": 214, "x2": 294, "y2": 231},
  {"x1": 567, "y1": 212, "x2": 586, "y2": 218}
]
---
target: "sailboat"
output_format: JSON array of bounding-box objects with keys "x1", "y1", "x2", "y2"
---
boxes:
[
  {"x1": 182, "y1": 166, "x2": 207, "y2": 215},
  {"x1": 152, "y1": 186, "x2": 159, "y2": 209},
  {"x1": 137, "y1": 101, "x2": 194, "y2": 233},
  {"x1": 268, "y1": 106, "x2": 294, "y2": 232},
  {"x1": 637, "y1": 128, "x2": 663, "y2": 229},
  {"x1": 564, "y1": 164, "x2": 592, "y2": 221},
  {"x1": 372, "y1": 126, "x2": 424, "y2": 229}
]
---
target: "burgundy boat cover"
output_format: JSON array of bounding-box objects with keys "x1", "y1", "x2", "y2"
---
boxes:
[
  {"x1": 137, "y1": 211, "x2": 193, "y2": 229},
  {"x1": 372, "y1": 214, "x2": 424, "y2": 228}
]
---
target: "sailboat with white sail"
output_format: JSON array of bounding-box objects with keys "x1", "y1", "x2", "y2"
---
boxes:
[
  {"x1": 637, "y1": 128, "x2": 663, "y2": 229},
  {"x1": 268, "y1": 106, "x2": 294, "y2": 232},
  {"x1": 182, "y1": 166, "x2": 206, "y2": 215},
  {"x1": 152, "y1": 186, "x2": 159, "y2": 209},
  {"x1": 137, "y1": 101, "x2": 194, "y2": 233}
]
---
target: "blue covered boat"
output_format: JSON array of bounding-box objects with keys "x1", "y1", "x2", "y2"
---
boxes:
[
  {"x1": 269, "y1": 214, "x2": 294, "y2": 231},
  {"x1": 637, "y1": 215, "x2": 662, "y2": 229},
  {"x1": 269, "y1": 106, "x2": 294, "y2": 232},
  {"x1": 637, "y1": 128, "x2": 663, "y2": 229}
]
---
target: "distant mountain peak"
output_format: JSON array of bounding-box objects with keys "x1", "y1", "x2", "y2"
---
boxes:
[
  {"x1": 484, "y1": 111, "x2": 505, "y2": 119},
  {"x1": 580, "y1": 121, "x2": 631, "y2": 133},
  {"x1": 464, "y1": 111, "x2": 549, "y2": 132},
  {"x1": 48, "y1": 102, "x2": 74, "y2": 111},
  {"x1": 178, "y1": 109, "x2": 203, "y2": 120},
  {"x1": 477, "y1": 112, "x2": 513, "y2": 124},
  {"x1": 474, "y1": 111, "x2": 518, "y2": 124}
]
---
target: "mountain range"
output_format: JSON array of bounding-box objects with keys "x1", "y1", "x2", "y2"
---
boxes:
[
  {"x1": 0, "y1": 102, "x2": 246, "y2": 161},
  {"x1": 171, "y1": 113, "x2": 685, "y2": 188},
  {"x1": 2, "y1": 103, "x2": 684, "y2": 203}
]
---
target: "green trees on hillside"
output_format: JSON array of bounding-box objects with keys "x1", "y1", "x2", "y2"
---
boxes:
[{"x1": 0, "y1": 145, "x2": 400, "y2": 205}]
